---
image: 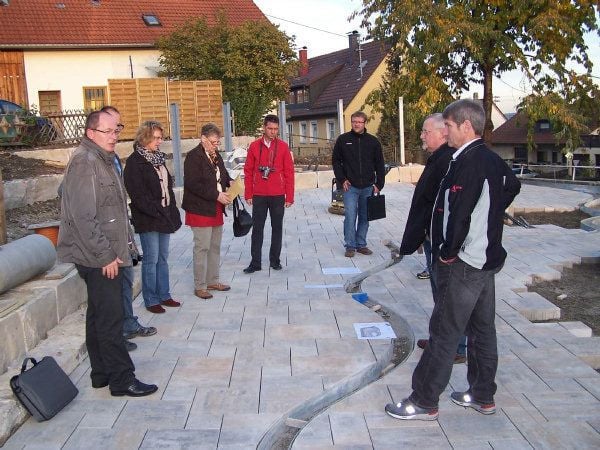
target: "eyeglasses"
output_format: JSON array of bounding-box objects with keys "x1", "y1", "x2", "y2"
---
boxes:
[
  {"x1": 91, "y1": 128, "x2": 122, "y2": 136},
  {"x1": 351, "y1": 120, "x2": 366, "y2": 124}
]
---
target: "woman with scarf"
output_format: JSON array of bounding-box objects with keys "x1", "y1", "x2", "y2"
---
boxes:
[
  {"x1": 181, "y1": 123, "x2": 232, "y2": 300},
  {"x1": 124, "y1": 121, "x2": 182, "y2": 314}
]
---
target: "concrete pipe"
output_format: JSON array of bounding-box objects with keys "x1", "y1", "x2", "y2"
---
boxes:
[{"x1": 0, "y1": 234, "x2": 56, "y2": 295}]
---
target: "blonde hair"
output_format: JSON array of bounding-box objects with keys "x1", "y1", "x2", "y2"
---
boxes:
[{"x1": 135, "y1": 121, "x2": 164, "y2": 147}]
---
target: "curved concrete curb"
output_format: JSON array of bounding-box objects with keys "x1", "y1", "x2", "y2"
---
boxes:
[
  {"x1": 257, "y1": 298, "x2": 413, "y2": 450},
  {"x1": 580, "y1": 198, "x2": 600, "y2": 231}
]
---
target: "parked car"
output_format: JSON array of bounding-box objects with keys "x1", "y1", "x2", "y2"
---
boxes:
[
  {"x1": 512, "y1": 166, "x2": 538, "y2": 178},
  {"x1": 0, "y1": 99, "x2": 55, "y2": 145}
]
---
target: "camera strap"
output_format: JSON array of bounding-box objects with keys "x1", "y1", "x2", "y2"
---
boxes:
[{"x1": 259, "y1": 139, "x2": 278, "y2": 169}]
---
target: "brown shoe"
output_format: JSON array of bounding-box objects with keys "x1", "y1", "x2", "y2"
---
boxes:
[
  {"x1": 357, "y1": 247, "x2": 373, "y2": 255},
  {"x1": 417, "y1": 339, "x2": 428, "y2": 349},
  {"x1": 454, "y1": 354, "x2": 467, "y2": 364},
  {"x1": 344, "y1": 249, "x2": 355, "y2": 257},
  {"x1": 161, "y1": 299, "x2": 181, "y2": 307},
  {"x1": 194, "y1": 289, "x2": 213, "y2": 300},
  {"x1": 207, "y1": 283, "x2": 231, "y2": 291},
  {"x1": 146, "y1": 304, "x2": 166, "y2": 314}
]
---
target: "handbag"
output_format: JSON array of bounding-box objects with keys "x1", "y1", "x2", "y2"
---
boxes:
[
  {"x1": 232, "y1": 197, "x2": 253, "y2": 237},
  {"x1": 10, "y1": 356, "x2": 79, "y2": 422},
  {"x1": 367, "y1": 192, "x2": 386, "y2": 221}
]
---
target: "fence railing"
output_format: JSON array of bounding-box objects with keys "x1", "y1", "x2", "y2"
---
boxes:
[
  {"x1": 0, "y1": 109, "x2": 86, "y2": 147},
  {"x1": 514, "y1": 163, "x2": 600, "y2": 181}
]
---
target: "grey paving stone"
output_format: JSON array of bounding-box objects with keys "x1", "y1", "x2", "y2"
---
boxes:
[
  {"x1": 259, "y1": 374, "x2": 323, "y2": 413},
  {"x1": 218, "y1": 413, "x2": 280, "y2": 448},
  {"x1": 113, "y1": 400, "x2": 191, "y2": 430},
  {"x1": 140, "y1": 429, "x2": 220, "y2": 449},
  {"x1": 62, "y1": 427, "x2": 146, "y2": 450}
]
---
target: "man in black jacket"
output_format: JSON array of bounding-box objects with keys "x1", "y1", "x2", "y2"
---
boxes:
[
  {"x1": 386, "y1": 99, "x2": 520, "y2": 421},
  {"x1": 398, "y1": 113, "x2": 466, "y2": 363},
  {"x1": 332, "y1": 111, "x2": 385, "y2": 257}
]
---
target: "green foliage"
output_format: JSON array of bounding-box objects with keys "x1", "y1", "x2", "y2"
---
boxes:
[
  {"x1": 355, "y1": 0, "x2": 599, "y2": 142},
  {"x1": 157, "y1": 14, "x2": 297, "y2": 135},
  {"x1": 365, "y1": 62, "x2": 453, "y2": 163}
]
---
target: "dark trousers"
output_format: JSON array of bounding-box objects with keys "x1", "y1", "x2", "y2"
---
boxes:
[
  {"x1": 76, "y1": 265, "x2": 135, "y2": 390},
  {"x1": 409, "y1": 257, "x2": 500, "y2": 409},
  {"x1": 250, "y1": 195, "x2": 285, "y2": 268}
]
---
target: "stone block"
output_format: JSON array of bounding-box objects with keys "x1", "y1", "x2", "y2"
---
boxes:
[
  {"x1": 2, "y1": 179, "x2": 26, "y2": 210},
  {"x1": 316, "y1": 169, "x2": 335, "y2": 188},
  {"x1": 26, "y1": 174, "x2": 62, "y2": 204},
  {"x1": 55, "y1": 269, "x2": 87, "y2": 320},
  {"x1": 559, "y1": 321, "x2": 592, "y2": 338},
  {"x1": 17, "y1": 288, "x2": 58, "y2": 352},
  {"x1": 504, "y1": 292, "x2": 561, "y2": 321},
  {"x1": 0, "y1": 306, "x2": 26, "y2": 374},
  {"x1": 295, "y1": 171, "x2": 318, "y2": 190}
]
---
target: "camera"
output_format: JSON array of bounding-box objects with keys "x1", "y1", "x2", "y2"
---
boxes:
[{"x1": 258, "y1": 166, "x2": 275, "y2": 179}]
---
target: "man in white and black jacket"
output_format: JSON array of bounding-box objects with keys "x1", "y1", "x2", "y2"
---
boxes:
[{"x1": 385, "y1": 99, "x2": 521, "y2": 421}]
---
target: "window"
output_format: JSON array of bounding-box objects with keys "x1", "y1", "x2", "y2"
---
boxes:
[
  {"x1": 299, "y1": 122, "x2": 307, "y2": 144},
  {"x1": 310, "y1": 121, "x2": 317, "y2": 143},
  {"x1": 297, "y1": 89, "x2": 305, "y2": 104},
  {"x1": 536, "y1": 120, "x2": 551, "y2": 132},
  {"x1": 287, "y1": 123, "x2": 293, "y2": 147},
  {"x1": 288, "y1": 91, "x2": 296, "y2": 105},
  {"x1": 83, "y1": 86, "x2": 107, "y2": 111},
  {"x1": 514, "y1": 146, "x2": 527, "y2": 163},
  {"x1": 142, "y1": 14, "x2": 161, "y2": 26},
  {"x1": 326, "y1": 120, "x2": 336, "y2": 141}
]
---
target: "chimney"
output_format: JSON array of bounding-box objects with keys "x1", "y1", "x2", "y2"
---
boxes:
[
  {"x1": 299, "y1": 46, "x2": 308, "y2": 76},
  {"x1": 348, "y1": 30, "x2": 360, "y2": 64}
]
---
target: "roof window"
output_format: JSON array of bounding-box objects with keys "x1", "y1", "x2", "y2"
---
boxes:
[{"x1": 142, "y1": 14, "x2": 161, "y2": 26}]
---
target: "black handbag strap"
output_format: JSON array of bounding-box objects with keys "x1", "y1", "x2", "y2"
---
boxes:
[{"x1": 21, "y1": 357, "x2": 39, "y2": 373}]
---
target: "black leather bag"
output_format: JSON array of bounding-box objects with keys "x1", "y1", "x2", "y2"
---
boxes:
[
  {"x1": 367, "y1": 192, "x2": 386, "y2": 221},
  {"x1": 232, "y1": 197, "x2": 253, "y2": 237},
  {"x1": 10, "y1": 356, "x2": 78, "y2": 421}
]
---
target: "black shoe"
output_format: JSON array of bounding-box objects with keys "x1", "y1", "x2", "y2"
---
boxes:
[
  {"x1": 243, "y1": 265, "x2": 261, "y2": 274},
  {"x1": 124, "y1": 326, "x2": 157, "y2": 340},
  {"x1": 91, "y1": 379, "x2": 109, "y2": 389},
  {"x1": 270, "y1": 263, "x2": 282, "y2": 270},
  {"x1": 110, "y1": 379, "x2": 158, "y2": 397},
  {"x1": 125, "y1": 340, "x2": 137, "y2": 352}
]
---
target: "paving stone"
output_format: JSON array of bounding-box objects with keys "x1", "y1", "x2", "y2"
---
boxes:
[
  {"x1": 140, "y1": 429, "x2": 220, "y2": 449},
  {"x1": 113, "y1": 400, "x2": 191, "y2": 430},
  {"x1": 559, "y1": 320, "x2": 593, "y2": 338},
  {"x1": 62, "y1": 427, "x2": 146, "y2": 450}
]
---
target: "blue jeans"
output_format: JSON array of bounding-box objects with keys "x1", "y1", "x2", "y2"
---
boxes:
[
  {"x1": 121, "y1": 266, "x2": 141, "y2": 335},
  {"x1": 343, "y1": 185, "x2": 373, "y2": 250},
  {"x1": 409, "y1": 258, "x2": 501, "y2": 409},
  {"x1": 139, "y1": 232, "x2": 172, "y2": 307}
]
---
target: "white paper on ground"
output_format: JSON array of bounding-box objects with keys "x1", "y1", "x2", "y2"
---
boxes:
[{"x1": 354, "y1": 322, "x2": 397, "y2": 339}]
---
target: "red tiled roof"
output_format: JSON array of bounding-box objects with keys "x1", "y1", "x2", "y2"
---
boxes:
[
  {"x1": 288, "y1": 40, "x2": 388, "y2": 119},
  {"x1": 491, "y1": 112, "x2": 562, "y2": 145},
  {"x1": 0, "y1": 0, "x2": 266, "y2": 48}
]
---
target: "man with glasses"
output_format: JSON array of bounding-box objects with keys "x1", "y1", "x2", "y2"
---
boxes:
[
  {"x1": 100, "y1": 106, "x2": 157, "y2": 347},
  {"x1": 57, "y1": 110, "x2": 158, "y2": 397},
  {"x1": 243, "y1": 114, "x2": 295, "y2": 273},
  {"x1": 332, "y1": 111, "x2": 385, "y2": 257}
]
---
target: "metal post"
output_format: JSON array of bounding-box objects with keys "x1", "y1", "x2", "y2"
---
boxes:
[
  {"x1": 222, "y1": 102, "x2": 233, "y2": 153},
  {"x1": 169, "y1": 103, "x2": 183, "y2": 187},
  {"x1": 278, "y1": 101, "x2": 288, "y2": 143},
  {"x1": 398, "y1": 97, "x2": 405, "y2": 165},
  {"x1": 337, "y1": 99, "x2": 344, "y2": 135},
  {"x1": 0, "y1": 169, "x2": 6, "y2": 245}
]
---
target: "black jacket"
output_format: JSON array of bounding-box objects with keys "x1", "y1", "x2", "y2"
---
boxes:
[
  {"x1": 123, "y1": 149, "x2": 182, "y2": 234},
  {"x1": 400, "y1": 143, "x2": 454, "y2": 254},
  {"x1": 431, "y1": 139, "x2": 521, "y2": 270},
  {"x1": 332, "y1": 129, "x2": 385, "y2": 190},
  {"x1": 181, "y1": 145, "x2": 231, "y2": 217}
]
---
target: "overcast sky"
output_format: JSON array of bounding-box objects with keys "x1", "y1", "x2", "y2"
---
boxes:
[{"x1": 254, "y1": 0, "x2": 600, "y2": 114}]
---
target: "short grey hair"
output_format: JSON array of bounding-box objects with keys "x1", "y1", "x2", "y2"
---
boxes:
[
  {"x1": 425, "y1": 113, "x2": 445, "y2": 129},
  {"x1": 442, "y1": 99, "x2": 485, "y2": 136},
  {"x1": 200, "y1": 123, "x2": 221, "y2": 138}
]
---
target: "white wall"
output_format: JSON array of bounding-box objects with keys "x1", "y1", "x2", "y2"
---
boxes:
[{"x1": 24, "y1": 49, "x2": 161, "y2": 110}]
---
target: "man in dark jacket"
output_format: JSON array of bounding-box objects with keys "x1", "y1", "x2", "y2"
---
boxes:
[
  {"x1": 332, "y1": 111, "x2": 385, "y2": 257},
  {"x1": 57, "y1": 110, "x2": 157, "y2": 397},
  {"x1": 398, "y1": 113, "x2": 466, "y2": 363},
  {"x1": 385, "y1": 99, "x2": 520, "y2": 421}
]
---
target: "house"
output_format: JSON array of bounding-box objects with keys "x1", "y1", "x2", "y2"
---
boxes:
[
  {"x1": 490, "y1": 112, "x2": 600, "y2": 167},
  {"x1": 0, "y1": 0, "x2": 266, "y2": 113},
  {"x1": 285, "y1": 32, "x2": 389, "y2": 155},
  {"x1": 471, "y1": 93, "x2": 508, "y2": 130}
]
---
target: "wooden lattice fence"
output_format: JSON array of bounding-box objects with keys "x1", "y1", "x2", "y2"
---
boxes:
[{"x1": 108, "y1": 78, "x2": 223, "y2": 140}]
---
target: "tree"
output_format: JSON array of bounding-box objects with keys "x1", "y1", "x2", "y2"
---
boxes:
[
  {"x1": 355, "y1": 0, "x2": 599, "y2": 141},
  {"x1": 157, "y1": 15, "x2": 297, "y2": 135}
]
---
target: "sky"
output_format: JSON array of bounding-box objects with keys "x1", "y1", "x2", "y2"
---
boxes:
[{"x1": 253, "y1": 0, "x2": 600, "y2": 114}]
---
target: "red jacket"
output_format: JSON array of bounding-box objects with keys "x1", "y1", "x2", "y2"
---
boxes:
[{"x1": 244, "y1": 137, "x2": 295, "y2": 203}]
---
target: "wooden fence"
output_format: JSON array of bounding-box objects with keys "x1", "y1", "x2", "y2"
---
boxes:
[{"x1": 108, "y1": 78, "x2": 223, "y2": 140}]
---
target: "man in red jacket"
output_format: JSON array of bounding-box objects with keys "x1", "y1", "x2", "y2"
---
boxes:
[{"x1": 243, "y1": 115, "x2": 295, "y2": 273}]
